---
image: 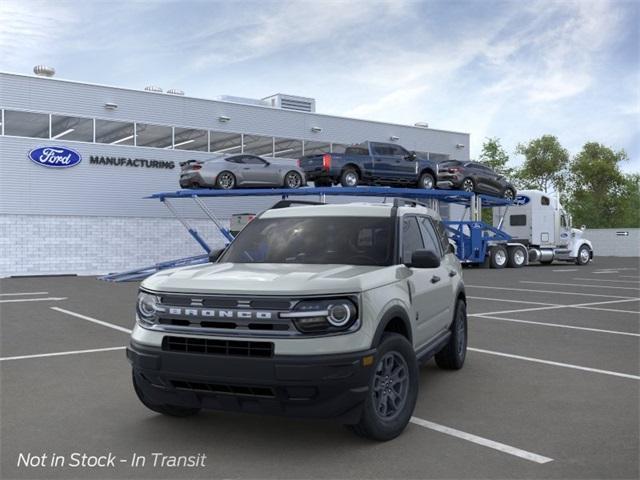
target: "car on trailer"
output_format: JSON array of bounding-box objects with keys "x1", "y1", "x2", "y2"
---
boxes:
[
  {"x1": 298, "y1": 141, "x2": 439, "y2": 189},
  {"x1": 437, "y1": 160, "x2": 516, "y2": 200},
  {"x1": 179, "y1": 155, "x2": 306, "y2": 190}
]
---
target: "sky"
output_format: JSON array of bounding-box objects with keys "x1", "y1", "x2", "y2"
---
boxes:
[{"x1": 1, "y1": 0, "x2": 638, "y2": 172}]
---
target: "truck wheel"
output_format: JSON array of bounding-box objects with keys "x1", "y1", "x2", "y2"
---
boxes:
[
  {"x1": 418, "y1": 172, "x2": 435, "y2": 189},
  {"x1": 435, "y1": 300, "x2": 467, "y2": 370},
  {"x1": 340, "y1": 168, "x2": 359, "y2": 187},
  {"x1": 489, "y1": 245, "x2": 507, "y2": 268},
  {"x1": 461, "y1": 178, "x2": 475, "y2": 192},
  {"x1": 503, "y1": 188, "x2": 516, "y2": 201},
  {"x1": 576, "y1": 245, "x2": 591, "y2": 265},
  {"x1": 347, "y1": 333, "x2": 418, "y2": 441},
  {"x1": 132, "y1": 372, "x2": 201, "y2": 417},
  {"x1": 216, "y1": 171, "x2": 236, "y2": 189},
  {"x1": 507, "y1": 246, "x2": 526, "y2": 268}
]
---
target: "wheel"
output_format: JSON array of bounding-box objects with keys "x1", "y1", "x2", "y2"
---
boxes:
[
  {"x1": 284, "y1": 171, "x2": 303, "y2": 189},
  {"x1": 576, "y1": 245, "x2": 591, "y2": 265},
  {"x1": 507, "y1": 246, "x2": 526, "y2": 268},
  {"x1": 489, "y1": 245, "x2": 508, "y2": 268},
  {"x1": 340, "y1": 168, "x2": 359, "y2": 187},
  {"x1": 418, "y1": 172, "x2": 435, "y2": 190},
  {"x1": 347, "y1": 333, "x2": 418, "y2": 441},
  {"x1": 461, "y1": 177, "x2": 475, "y2": 192},
  {"x1": 132, "y1": 372, "x2": 200, "y2": 417},
  {"x1": 435, "y1": 300, "x2": 467, "y2": 370},
  {"x1": 503, "y1": 188, "x2": 515, "y2": 201},
  {"x1": 215, "y1": 171, "x2": 236, "y2": 189}
]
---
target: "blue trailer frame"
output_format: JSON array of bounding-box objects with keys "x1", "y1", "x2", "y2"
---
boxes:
[{"x1": 101, "y1": 186, "x2": 512, "y2": 281}]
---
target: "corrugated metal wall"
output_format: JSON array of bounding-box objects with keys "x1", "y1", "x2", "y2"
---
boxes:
[{"x1": 586, "y1": 229, "x2": 640, "y2": 257}]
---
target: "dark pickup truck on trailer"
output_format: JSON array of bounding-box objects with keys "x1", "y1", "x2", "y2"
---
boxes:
[{"x1": 299, "y1": 141, "x2": 439, "y2": 189}]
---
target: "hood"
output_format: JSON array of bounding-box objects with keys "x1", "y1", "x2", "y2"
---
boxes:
[{"x1": 142, "y1": 262, "x2": 401, "y2": 295}]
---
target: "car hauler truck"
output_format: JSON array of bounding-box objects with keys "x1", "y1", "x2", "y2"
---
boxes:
[{"x1": 492, "y1": 190, "x2": 593, "y2": 266}]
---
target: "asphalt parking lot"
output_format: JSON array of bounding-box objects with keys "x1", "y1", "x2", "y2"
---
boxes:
[{"x1": 1, "y1": 257, "x2": 638, "y2": 479}]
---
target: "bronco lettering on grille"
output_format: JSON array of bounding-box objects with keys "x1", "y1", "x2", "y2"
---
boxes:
[{"x1": 157, "y1": 307, "x2": 273, "y2": 320}]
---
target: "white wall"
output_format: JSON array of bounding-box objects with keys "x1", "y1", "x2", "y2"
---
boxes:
[{"x1": 586, "y1": 228, "x2": 640, "y2": 257}]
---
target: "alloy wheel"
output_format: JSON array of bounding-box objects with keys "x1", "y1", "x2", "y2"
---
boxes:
[
  {"x1": 345, "y1": 172, "x2": 358, "y2": 186},
  {"x1": 372, "y1": 352, "x2": 410, "y2": 420},
  {"x1": 218, "y1": 173, "x2": 235, "y2": 189},
  {"x1": 462, "y1": 179, "x2": 474, "y2": 192},
  {"x1": 286, "y1": 172, "x2": 301, "y2": 189}
]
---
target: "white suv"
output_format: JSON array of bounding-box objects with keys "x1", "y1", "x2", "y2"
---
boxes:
[{"x1": 128, "y1": 199, "x2": 467, "y2": 440}]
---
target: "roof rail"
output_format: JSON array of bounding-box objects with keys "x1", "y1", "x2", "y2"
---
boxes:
[
  {"x1": 392, "y1": 197, "x2": 429, "y2": 209},
  {"x1": 270, "y1": 199, "x2": 325, "y2": 209}
]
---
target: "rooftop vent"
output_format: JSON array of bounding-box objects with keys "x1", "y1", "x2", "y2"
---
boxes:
[
  {"x1": 33, "y1": 65, "x2": 55, "y2": 77},
  {"x1": 414, "y1": 122, "x2": 429, "y2": 128},
  {"x1": 144, "y1": 85, "x2": 163, "y2": 93},
  {"x1": 167, "y1": 89, "x2": 185, "y2": 96},
  {"x1": 216, "y1": 95, "x2": 270, "y2": 107},
  {"x1": 262, "y1": 94, "x2": 316, "y2": 113}
]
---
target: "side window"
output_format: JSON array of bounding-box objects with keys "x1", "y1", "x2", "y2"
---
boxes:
[
  {"x1": 560, "y1": 214, "x2": 567, "y2": 228},
  {"x1": 226, "y1": 155, "x2": 243, "y2": 164},
  {"x1": 541, "y1": 196, "x2": 550, "y2": 206},
  {"x1": 402, "y1": 217, "x2": 425, "y2": 263},
  {"x1": 430, "y1": 218, "x2": 451, "y2": 253},
  {"x1": 418, "y1": 218, "x2": 441, "y2": 256},
  {"x1": 390, "y1": 145, "x2": 409, "y2": 157},
  {"x1": 510, "y1": 215, "x2": 527, "y2": 226},
  {"x1": 241, "y1": 155, "x2": 266, "y2": 165}
]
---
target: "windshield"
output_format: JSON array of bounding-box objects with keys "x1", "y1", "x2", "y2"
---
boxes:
[{"x1": 220, "y1": 216, "x2": 394, "y2": 266}]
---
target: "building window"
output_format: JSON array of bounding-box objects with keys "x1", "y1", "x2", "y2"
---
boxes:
[
  {"x1": 243, "y1": 134, "x2": 274, "y2": 156},
  {"x1": 136, "y1": 123, "x2": 173, "y2": 148},
  {"x1": 173, "y1": 127, "x2": 208, "y2": 151},
  {"x1": 303, "y1": 140, "x2": 330, "y2": 156},
  {"x1": 4, "y1": 110, "x2": 49, "y2": 138},
  {"x1": 209, "y1": 131, "x2": 242, "y2": 154},
  {"x1": 95, "y1": 119, "x2": 135, "y2": 145},
  {"x1": 273, "y1": 138, "x2": 303, "y2": 159},
  {"x1": 51, "y1": 115, "x2": 93, "y2": 142}
]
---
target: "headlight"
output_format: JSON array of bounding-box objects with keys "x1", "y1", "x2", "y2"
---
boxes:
[
  {"x1": 136, "y1": 291, "x2": 160, "y2": 326},
  {"x1": 282, "y1": 298, "x2": 358, "y2": 334}
]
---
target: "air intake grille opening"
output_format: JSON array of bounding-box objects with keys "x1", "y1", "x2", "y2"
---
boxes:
[
  {"x1": 162, "y1": 336, "x2": 274, "y2": 357},
  {"x1": 171, "y1": 380, "x2": 275, "y2": 398}
]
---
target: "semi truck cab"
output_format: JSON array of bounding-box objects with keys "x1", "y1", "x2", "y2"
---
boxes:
[{"x1": 493, "y1": 190, "x2": 593, "y2": 265}]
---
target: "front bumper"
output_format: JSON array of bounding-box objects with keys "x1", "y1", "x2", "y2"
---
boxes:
[{"x1": 127, "y1": 340, "x2": 376, "y2": 422}]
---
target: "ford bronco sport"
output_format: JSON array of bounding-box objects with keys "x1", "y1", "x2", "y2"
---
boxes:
[{"x1": 128, "y1": 199, "x2": 467, "y2": 440}]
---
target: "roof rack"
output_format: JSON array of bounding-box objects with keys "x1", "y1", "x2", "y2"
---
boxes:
[
  {"x1": 392, "y1": 197, "x2": 429, "y2": 209},
  {"x1": 271, "y1": 199, "x2": 325, "y2": 209}
]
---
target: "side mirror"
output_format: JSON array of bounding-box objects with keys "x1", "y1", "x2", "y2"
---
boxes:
[
  {"x1": 208, "y1": 248, "x2": 225, "y2": 263},
  {"x1": 581, "y1": 225, "x2": 586, "y2": 231},
  {"x1": 406, "y1": 250, "x2": 440, "y2": 268},
  {"x1": 405, "y1": 151, "x2": 417, "y2": 161},
  {"x1": 447, "y1": 242, "x2": 455, "y2": 254}
]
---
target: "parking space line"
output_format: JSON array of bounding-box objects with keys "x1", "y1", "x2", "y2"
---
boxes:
[
  {"x1": 468, "y1": 347, "x2": 640, "y2": 380},
  {"x1": 475, "y1": 298, "x2": 640, "y2": 317},
  {"x1": 0, "y1": 291, "x2": 49, "y2": 296},
  {"x1": 520, "y1": 281, "x2": 640, "y2": 291},
  {"x1": 573, "y1": 278, "x2": 640, "y2": 284},
  {"x1": 620, "y1": 275, "x2": 640, "y2": 279},
  {"x1": 0, "y1": 346, "x2": 126, "y2": 362},
  {"x1": 51, "y1": 307, "x2": 132, "y2": 334},
  {"x1": 467, "y1": 296, "x2": 557, "y2": 307},
  {"x1": 466, "y1": 285, "x2": 636, "y2": 299},
  {"x1": 0, "y1": 297, "x2": 67, "y2": 303},
  {"x1": 409, "y1": 417, "x2": 553, "y2": 464},
  {"x1": 552, "y1": 269, "x2": 578, "y2": 272},
  {"x1": 471, "y1": 314, "x2": 640, "y2": 337}
]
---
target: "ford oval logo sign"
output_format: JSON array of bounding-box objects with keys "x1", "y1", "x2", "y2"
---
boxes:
[
  {"x1": 513, "y1": 195, "x2": 530, "y2": 206},
  {"x1": 28, "y1": 146, "x2": 82, "y2": 168}
]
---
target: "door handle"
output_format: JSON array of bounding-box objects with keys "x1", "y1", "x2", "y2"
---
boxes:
[
  {"x1": 430, "y1": 275, "x2": 441, "y2": 284},
  {"x1": 448, "y1": 270, "x2": 457, "y2": 277},
  {"x1": 243, "y1": 167, "x2": 251, "y2": 170}
]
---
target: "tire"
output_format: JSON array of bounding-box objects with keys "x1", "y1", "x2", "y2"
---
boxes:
[
  {"x1": 489, "y1": 245, "x2": 508, "y2": 269},
  {"x1": 418, "y1": 172, "x2": 435, "y2": 190},
  {"x1": 215, "y1": 171, "x2": 236, "y2": 190},
  {"x1": 340, "y1": 168, "x2": 359, "y2": 187},
  {"x1": 132, "y1": 372, "x2": 200, "y2": 417},
  {"x1": 461, "y1": 177, "x2": 475, "y2": 193},
  {"x1": 347, "y1": 333, "x2": 418, "y2": 441},
  {"x1": 503, "y1": 188, "x2": 515, "y2": 201},
  {"x1": 507, "y1": 246, "x2": 526, "y2": 268},
  {"x1": 435, "y1": 300, "x2": 467, "y2": 370},
  {"x1": 284, "y1": 171, "x2": 303, "y2": 189},
  {"x1": 576, "y1": 244, "x2": 591, "y2": 265}
]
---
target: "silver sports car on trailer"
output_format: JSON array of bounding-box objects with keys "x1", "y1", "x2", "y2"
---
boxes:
[{"x1": 179, "y1": 155, "x2": 306, "y2": 189}]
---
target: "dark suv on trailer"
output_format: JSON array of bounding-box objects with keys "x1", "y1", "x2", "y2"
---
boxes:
[{"x1": 437, "y1": 160, "x2": 516, "y2": 199}]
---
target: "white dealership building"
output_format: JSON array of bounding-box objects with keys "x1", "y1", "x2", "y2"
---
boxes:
[{"x1": 0, "y1": 69, "x2": 470, "y2": 277}]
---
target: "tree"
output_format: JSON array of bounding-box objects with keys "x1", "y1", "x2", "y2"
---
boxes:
[
  {"x1": 515, "y1": 135, "x2": 569, "y2": 193},
  {"x1": 565, "y1": 142, "x2": 638, "y2": 228},
  {"x1": 479, "y1": 137, "x2": 513, "y2": 177}
]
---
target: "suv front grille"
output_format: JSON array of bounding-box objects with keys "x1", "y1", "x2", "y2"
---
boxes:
[
  {"x1": 162, "y1": 336, "x2": 274, "y2": 358},
  {"x1": 171, "y1": 380, "x2": 275, "y2": 398}
]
